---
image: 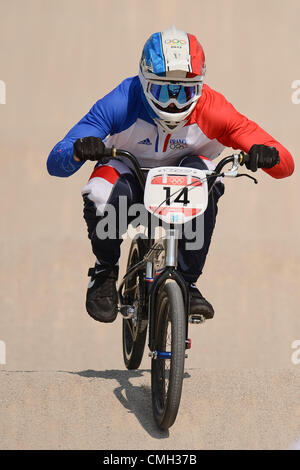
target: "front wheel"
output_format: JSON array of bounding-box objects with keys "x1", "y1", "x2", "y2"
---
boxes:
[{"x1": 151, "y1": 280, "x2": 186, "y2": 430}]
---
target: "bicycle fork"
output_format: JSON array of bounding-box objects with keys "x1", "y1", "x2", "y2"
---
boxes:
[{"x1": 147, "y1": 229, "x2": 191, "y2": 357}]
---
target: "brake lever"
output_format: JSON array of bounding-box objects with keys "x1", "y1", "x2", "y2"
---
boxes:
[
  {"x1": 236, "y1": 173, "x2": 258, "y2": 184},
  {"x1": 223, "y1": 154, "x2": 240, "y2": 177}
]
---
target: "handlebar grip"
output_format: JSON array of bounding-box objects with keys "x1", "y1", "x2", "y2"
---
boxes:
[
  {"x1": 239, "y1": 151, "x2": 250, "y2": 166},
  {"x1": 239, "y1": 149, "x2": 279, "y2": 170},
  {"x1": 99, "y1": 145, "x2": 116, "y2": 164},
  {"x1": 103, "y1": 145, "x2": 115, "y2": 157}
]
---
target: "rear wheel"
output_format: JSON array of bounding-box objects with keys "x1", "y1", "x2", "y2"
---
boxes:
[
  {"x1": 151, "y1": 280, "x2": 186, "y2": 430},
  {"x1": 122, "y1": 238, "x2": 148, "y2": 370}
]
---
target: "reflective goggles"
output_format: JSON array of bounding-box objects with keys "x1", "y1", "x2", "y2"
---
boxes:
[{"x1": 148, "y1": 82, "x2": 198, "y2": 106}]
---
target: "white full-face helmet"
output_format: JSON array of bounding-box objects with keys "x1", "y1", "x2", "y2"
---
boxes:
[{"x1": 139, "y1": 26, "x2": 206, "y2": 133}]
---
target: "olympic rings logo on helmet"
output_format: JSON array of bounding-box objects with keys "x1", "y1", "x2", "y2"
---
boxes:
[{"x1": 165, "y1": 39, "x2": 186, "y2": 46}]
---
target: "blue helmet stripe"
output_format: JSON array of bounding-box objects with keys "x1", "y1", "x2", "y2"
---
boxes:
[
  {"x1": 157, "y1": 33, "x2": 166, "y2": 76},
  {"x1": 143, "y1": 32, "x2": 166, "y2": 76}
]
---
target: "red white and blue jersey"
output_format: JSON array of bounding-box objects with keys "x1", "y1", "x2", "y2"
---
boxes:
[{"x1": 47, "y1": 75, "x2": 294, "y2": 180}]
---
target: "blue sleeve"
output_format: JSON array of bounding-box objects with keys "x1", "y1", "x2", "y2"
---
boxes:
[{"x1": 47, "y1": 76, "x2": 141, "y2": 177}]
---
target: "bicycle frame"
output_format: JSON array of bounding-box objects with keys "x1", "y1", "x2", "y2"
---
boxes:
[
  {"x1": 115, "y1": 149, "x2": 251, "y2": 353},
  {"x1": 119, "y1": 226, "x2": 190, "y2": 352}
]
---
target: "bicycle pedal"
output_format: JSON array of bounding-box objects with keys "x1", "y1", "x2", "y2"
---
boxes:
[
  {"x1": 189, "y1": 314, "x2": 206, "y2": 324},
  {"x1": 119, "y1": 305, "x2": 135, "y2": 319}
]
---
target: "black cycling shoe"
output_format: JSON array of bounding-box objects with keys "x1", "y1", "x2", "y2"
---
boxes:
[
  {"x1": 189, "y1": 283, "x2": 214, "y2": 320},
  {"x1": 86, "y1": 264, "x2": 119, "y2": 323}
]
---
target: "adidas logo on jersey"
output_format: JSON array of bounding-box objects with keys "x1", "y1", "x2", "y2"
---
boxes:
[{"x1": 138, "y1": 138, "x2": 152, "y2": 145}]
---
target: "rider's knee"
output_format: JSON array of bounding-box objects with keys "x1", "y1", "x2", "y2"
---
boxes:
[
  {"x1": 81, "y1": 165, "x2": 121, "y2": 216},
  {"x1": 179, "y1": 155, "x2": 224, "y2": 199},
  {"x1": 179, "y1": 154, "x2": 211, "y2": 171}
]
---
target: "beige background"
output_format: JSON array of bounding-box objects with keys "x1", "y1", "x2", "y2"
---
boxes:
[{"x1": 0, "y1": 0, "x2": 299, "y2": 449}]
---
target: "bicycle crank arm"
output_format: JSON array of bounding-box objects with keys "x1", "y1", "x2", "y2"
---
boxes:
[
  {"x1": 149, "y1": 350, "x2": 189, "y2": 360},
  {"x1": 149, "y1": 351, "x2": 171, "y2": 360}
]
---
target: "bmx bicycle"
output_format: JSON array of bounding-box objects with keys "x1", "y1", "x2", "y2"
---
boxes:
[{"x1": 101, "y1": 147, "x2": 257, "y2": 430}]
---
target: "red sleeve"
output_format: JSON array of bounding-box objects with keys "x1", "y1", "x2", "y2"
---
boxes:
[{"x1": 195, "y1": 85, "x2": 294, "y2": 179}]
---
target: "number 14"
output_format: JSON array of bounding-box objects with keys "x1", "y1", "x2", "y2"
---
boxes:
[{"x1": 163, "y1": 187, "x2": 190, "y2": 206}]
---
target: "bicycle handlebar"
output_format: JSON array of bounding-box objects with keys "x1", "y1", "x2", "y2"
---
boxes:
[
  {"x1": 101, "y1": 147, "x2": 146, "y2": 188},
  {"x1": 100, "y1": 146, "x2": 252, "y2": 192}
]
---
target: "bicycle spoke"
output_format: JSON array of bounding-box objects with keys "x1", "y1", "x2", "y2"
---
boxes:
[
  {"x1": 157, "y1": 308, "x2": 172, "y2": 407},
  {"x1": 163, "y1": 320, "x2": 171, "y2": 398},
  {"x1": 125, "y1": 283, "x2": 138, "y2": 293},
  {"x1": 125, "y1": 319, "x2": 134, "y2": 342}
]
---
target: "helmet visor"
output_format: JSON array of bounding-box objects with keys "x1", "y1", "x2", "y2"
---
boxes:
[{"x1": 149, "y1": 83, "x2": 197, "y2": 106}]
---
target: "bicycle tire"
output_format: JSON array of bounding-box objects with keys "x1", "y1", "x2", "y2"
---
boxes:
[
  {"x1": 122, "y1": 238, "x2": 148, "y2": 370},
  {"x1": 151, "y1": 279, "x2": 186, "y2": 430}
]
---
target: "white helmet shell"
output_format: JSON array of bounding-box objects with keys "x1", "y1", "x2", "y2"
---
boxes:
[{"x1": 139, "y1": 26, "x2": 206, "y2": 132}]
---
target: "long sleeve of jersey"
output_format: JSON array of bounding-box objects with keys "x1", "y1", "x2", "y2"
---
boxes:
[
  {"x1": 47, "y1": 78, "x2": 294, "y2": 179},
  {"x1": 195, "y1": 85, "x2": 294, "y2": 179},
  {"x1": 47, "y1": 77, "x2": 141, "y2": 177}
]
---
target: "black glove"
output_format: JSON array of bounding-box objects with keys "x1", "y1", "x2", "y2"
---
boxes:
[
  {"x1": 74, "y1": 136, "x2": 105, "y2": 161},
  {"x1": 243, "y1": 144, "x2": 280, "y2": 172}
]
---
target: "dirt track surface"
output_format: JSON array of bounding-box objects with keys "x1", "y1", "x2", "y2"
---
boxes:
[
  {"x1": 0, "y1": 369, "x2": 299, "y2": 450},
  {"x1": 0, "y1": 0, "x2": 299, "y2": 450}
]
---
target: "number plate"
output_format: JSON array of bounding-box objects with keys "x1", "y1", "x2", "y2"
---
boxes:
[{"x1": 144, "y1": 166, "x2": 208, "y2": 224}]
